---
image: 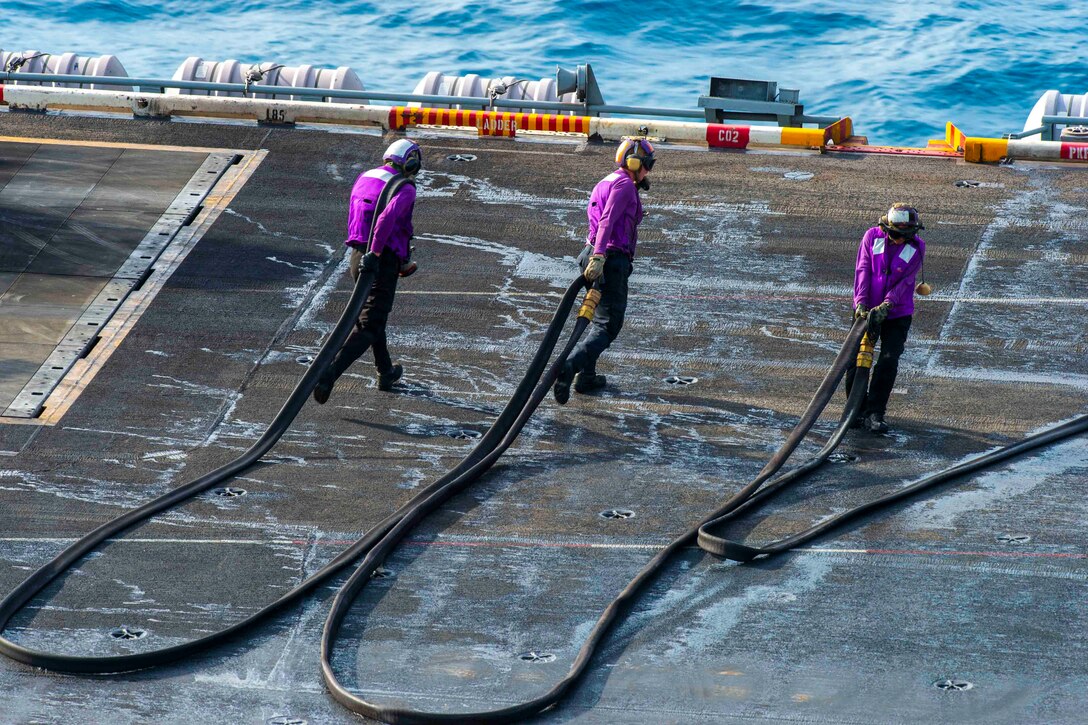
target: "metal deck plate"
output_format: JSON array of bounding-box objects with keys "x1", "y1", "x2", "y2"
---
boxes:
[{"x1": 0, "y1": 145, "x2": 241, "y2": 419}]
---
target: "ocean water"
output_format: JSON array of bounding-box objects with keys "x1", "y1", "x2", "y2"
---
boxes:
[{"x1": 1, "y1": 0, "x2": 1085, "y2": 145}]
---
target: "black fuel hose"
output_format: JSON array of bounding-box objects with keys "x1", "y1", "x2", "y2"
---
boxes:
[
  {"x1": 697, "y1": 341, "x2": 870, "y2": 558},
  {"x1": 0, "y1": 172, "x2": 588, "y2": 672},
  {"x1": 320, "y1": 310, "x2": 1088, "y2": 723},
  {"x1": 0, "y1": 163, "x2": 389, "y2": 670},
  {"x1": 705, "y1": 413, "x2": 1088, "y2": 562},
  {"x1": 319, "y1": 317, "x2": 870, "y2": 724},
  {"x1": 703, "y1": 318, "x2": 870, "y2": 513},
  {"x1": 321, "y1": 307, "x2": 595, "y2": 723}
]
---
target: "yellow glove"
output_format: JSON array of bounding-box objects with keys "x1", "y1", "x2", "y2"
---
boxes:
[{"x1": 584, "y1": 254, "x2": 605, "y2": 282}]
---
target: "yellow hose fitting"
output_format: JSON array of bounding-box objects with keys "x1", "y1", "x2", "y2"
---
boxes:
[
  {"x1": 856, "y1": 332, "x2": 875, "y2": 369},
  {"x1": 578, "y1": 288, "x2": 602, "y2": 321}
]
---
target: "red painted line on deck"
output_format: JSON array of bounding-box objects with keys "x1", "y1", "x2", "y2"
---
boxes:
[
  {"x1": 860, "y1": 547, "x2": 1086, "y2": 560},
  {"x1": 5, "y1": 537, "x2": 1079, "y2": 561},
  {"x1": 290, "y1": 538, "x2": 659, "y2": 550},
  {"x1": 287, "y1": 538, "x2": 1085, "y2": 560},
  {"x1": 648, "y1": 292, "x2": 845, "y2": 303}
]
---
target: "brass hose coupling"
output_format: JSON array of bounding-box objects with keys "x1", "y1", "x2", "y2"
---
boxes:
[
  {"x1": 578, "y1": 288, "x2": 602, "y2": 321},
  {"x1": 856, "y1": 332, "x2": 875, "y2": 369}
]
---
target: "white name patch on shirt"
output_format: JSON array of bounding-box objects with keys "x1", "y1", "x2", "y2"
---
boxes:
[
  {"x1": 899, "y1": 245, "x2": 917, "y2": 263},
  {"x1": 873, "y1": 237, "x2": 886, "y2": 255}
]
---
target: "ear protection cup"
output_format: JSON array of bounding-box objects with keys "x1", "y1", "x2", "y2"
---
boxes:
[
  {"x1": 383, "y1": 139, "x2": 423, "y2": 176},
  {"x1": 402, "y1": 151, "x2": 422, "y2": 176},
  {"x1": 615, "y1": 137, "x2": 654, "y2": 174}
]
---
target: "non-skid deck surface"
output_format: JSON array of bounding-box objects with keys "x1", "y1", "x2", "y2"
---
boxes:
[{"x1": 0, "y1": 112, "x2": 1085, "y2": 724}]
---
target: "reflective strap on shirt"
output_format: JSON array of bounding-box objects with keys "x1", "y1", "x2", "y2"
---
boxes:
[{"x1": 363, "y1": 168, "x2": 396, "y2": 182}]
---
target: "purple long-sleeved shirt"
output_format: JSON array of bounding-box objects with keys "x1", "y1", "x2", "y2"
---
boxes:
[
  {"x1": 853, "y1": 226, "x2": 926, "y2": 320},
  {"x1": 345, "y1": 165, "x2": 415, "y2": 261},
  {"x1": 587, "y1": 170, "x2": 643, "y2": 258}
]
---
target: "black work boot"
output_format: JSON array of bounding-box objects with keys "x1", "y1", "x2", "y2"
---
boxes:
[
  {"x1": 553, "y1": 361, "x2": 574, "y2": 405},
  {"x1": 865, "y1": 412, "x2": 889, "y2": 434},
  {"x1": 378, "y1": 364, "x2": 403, "y2": 392},
  {"x1": 574, "y1": 371, "x2": 607, "y2": 394}
]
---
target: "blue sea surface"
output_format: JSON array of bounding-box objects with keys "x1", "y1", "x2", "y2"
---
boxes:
[{"x1": 2, "y1": 0, "x2": 1085, "y2": 145}]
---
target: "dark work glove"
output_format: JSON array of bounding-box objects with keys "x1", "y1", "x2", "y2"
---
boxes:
[
  {"x1": 869, "y1": 301, "x2": 891, "y2": 325},
  {"x1": 360, "y1": 251, "x2": 379, "y2": 273},
  {"x1": 854, "y1": 304, "x2": 869, "y2": 321}
]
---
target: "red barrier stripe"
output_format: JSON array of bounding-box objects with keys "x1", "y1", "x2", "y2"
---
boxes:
[
  {"x1": 482, "y1": 112, "x2": 516, "y2": 137},
  {"x1": 706, "y1": 124, "x2": 751, "y2": 149},
  {"x1": 1061, "y1": 142, "x2": 1088, "y2": 161}
]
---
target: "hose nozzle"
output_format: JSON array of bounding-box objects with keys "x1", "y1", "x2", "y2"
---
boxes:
[
  {"x1": 577, "y1": 288, "x2": 602, "y2": 321},
  {"x1": 856, "y1": 332, "x2": 875, "y2": 369}
]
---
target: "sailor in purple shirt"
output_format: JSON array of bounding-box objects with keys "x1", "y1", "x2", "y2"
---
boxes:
[
  {"x1": 314, "y1": 140, "x2": 422, "y2": 404},
  {"x1": 845, "y1": 203, "x2": 927, "y2": 433},
  {"x1": 554, "y1": 138, "x2": 654, "y2": 404}
]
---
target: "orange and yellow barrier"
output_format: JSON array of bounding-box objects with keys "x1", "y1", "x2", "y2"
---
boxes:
[
  {"x1": 387, "y1": 106, "x2": 591, "y2": 137},
  {"x1": 823, "y1": 116, "x2": 853, "y2": 145},
  {"x1": 945, "y1": 122, "x2": 967, "y2": 152},
  {"x1": 953, "y1": 120, "x2": 1088, "y2": 164}
]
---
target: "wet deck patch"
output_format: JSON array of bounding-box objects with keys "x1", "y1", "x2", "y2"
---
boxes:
[{"x1": 0, "y1": 140, "x2": 257, "y2": 421}]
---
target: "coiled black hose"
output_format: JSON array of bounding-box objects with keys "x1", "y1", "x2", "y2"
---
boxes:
[
  {"x1": 0, "y1": 173, "x2": 589, "y2": 674},
  {"x1": 319, "y1": 318, "x2": 871, "y2": 723}
]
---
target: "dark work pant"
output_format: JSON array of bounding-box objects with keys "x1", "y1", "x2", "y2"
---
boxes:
[
  {"x1": 845, "y1": 315, "x2": 912, "y2": 417},
  {"x1": 324, "y1": 248, "x2": 400, "y2": 383},
  {"x1": 566, "y1": 251, "x2": 632, "y2": 377}
]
